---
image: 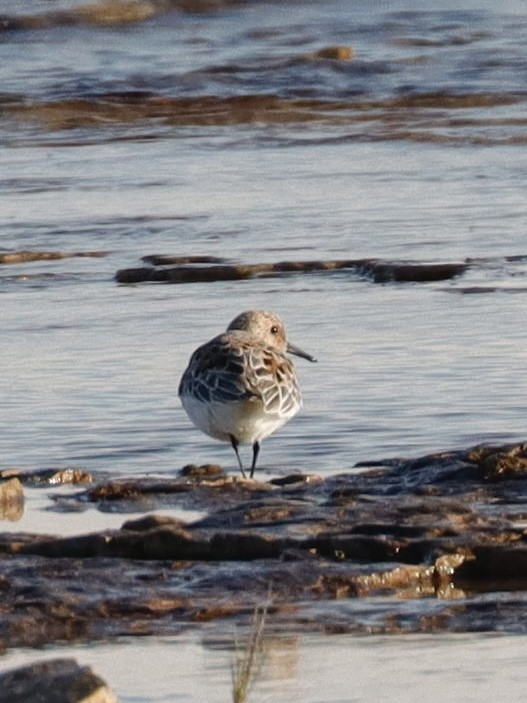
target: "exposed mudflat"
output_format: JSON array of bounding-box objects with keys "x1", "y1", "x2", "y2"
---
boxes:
[{"x1": 1, "y1": 441, "x2": 527, "y2": 651}]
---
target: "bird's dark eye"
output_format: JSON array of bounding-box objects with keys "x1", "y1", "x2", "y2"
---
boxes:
[{"x1": 270, "y1": 325, "x2": 279, "y2": 334}]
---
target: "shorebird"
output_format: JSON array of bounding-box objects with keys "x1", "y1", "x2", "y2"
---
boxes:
[{"x1": 178, "y1": 310, "x2": 316, "y2": 478}]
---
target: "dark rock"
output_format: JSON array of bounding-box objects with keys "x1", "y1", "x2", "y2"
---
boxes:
[
  {"x1": 308, "y1": 533, "x2": 399, "y2": 562},
  {"x1": 121, "y1": 514, "x2": 187, "y2": 531},
  {"x1": 269, "y1": 473, "x2": 321, "y2": 487},
  {"x1": 17, "y1": 525, "x2": 210, "y2": 560},
  {"x1": 210, "y1": 532, "x2": 285, "y2": 560},
  {"x1": 115, "y1": 264, "x2": 254, "y2": 284},
  {"x1": 0, "y1": 658, "x2": 117, "y2": 703},
  {"x1": 358, "y1": 261, "x2": 467, "y2": 283},
  {"x1": 454, "y1": 545, "x2": 527, "y2": 585},
  {"x1": 85, "y1": 478, "x2": 193, "y2": 501},
  {"x1": 466, "y1": 443, "x2": 527, "y2": 480},
  {"x1": 0, "y1": 16, "x2": 29, "y2": 31},
  {"x1": 115, "y1": 257, "x2": 468, "y2": 285},
  {"x1": 179, "y1": 463, "x2": 224, "y2": 478},
  {"x1": 142, "y1": 254, "x2": 226, "y2": 266},
  {"x1": 312, "y1": 46, "x2": 353, "y2": 61},
  {"x1": 114, "y1": 266, "x2": 159, "y2": 283}
]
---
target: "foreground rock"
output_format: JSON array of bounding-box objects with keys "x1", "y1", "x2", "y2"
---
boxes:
[
  {"x1": 0, "y1": 478, "x2": 23, "y2": 521},
  {"x1": 0, "y1": 659, "x2": 118, "y2": 703},
  {"x1": 1, "y1": 441, "x2": 527, "y2": 649}
]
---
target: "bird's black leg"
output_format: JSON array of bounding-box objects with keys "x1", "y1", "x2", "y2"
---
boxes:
[
  {"x1": 230, "y1": 434, "x2": 246, "y2": 479},
  {"x1": 250, "y1": 441, "x2": 260, "y2": 479}
]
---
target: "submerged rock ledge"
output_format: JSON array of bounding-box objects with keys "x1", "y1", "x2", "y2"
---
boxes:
[
  {"x1": 115, "y1": 256, "x2": 468, "y2": 285},
  {"x1": 1, "y1": 441, "x2": 527, "y2": 648},
  {"x1": 5, "y1": 91, "x2": 524, "y2": 145},
  {"x1": 0, "y1": 250, "x2": 107, "y2": 265}
]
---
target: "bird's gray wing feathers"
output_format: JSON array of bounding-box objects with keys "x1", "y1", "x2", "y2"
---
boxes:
[
  {"x1": 179, "y1": 337, "x2": 301, "y2": 415},
  {"x1": 179, "y1": 340, "x2": 254, "y2": 404}
]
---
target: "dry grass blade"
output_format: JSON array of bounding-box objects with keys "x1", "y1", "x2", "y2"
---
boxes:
[{"x1": 231, "y1": 602, "x2": 268, "y2": 703}]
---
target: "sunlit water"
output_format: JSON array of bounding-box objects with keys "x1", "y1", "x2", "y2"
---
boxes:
[
  {"x1": 2, "y1": 0, "x2": 527, "y2": 697},
  {"x1": 3, "y1": 139, "x2": 527, "y2": 477}
]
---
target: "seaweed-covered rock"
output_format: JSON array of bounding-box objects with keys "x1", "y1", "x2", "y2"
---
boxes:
[
  {"x1": 0, "y1": 467, "x2": 92, "y2": 485},
  {"x1": 115, "y1": 256, "x2": 468, "y2": 285},
  {"x1": 1, "y1": 441, "x2": 527, "y2": 647},
  {"x1": 0, "y1": 250, "x2": 106, "y2": 265}
]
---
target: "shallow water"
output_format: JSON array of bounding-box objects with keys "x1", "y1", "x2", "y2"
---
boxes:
[
  {"x1": 2, "y1": 631, "x2": 527, "y2": 702},
  {"x1": 2, "y1": 0, "x2": 527, "y2": 696},
  {"x1": 3, "y1": 138, "x2": 527, "y2": 476}
]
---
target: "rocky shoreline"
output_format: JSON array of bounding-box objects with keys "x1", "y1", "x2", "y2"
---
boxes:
[{"x1": 1, "y1": 441, "x2": 527, "y2": 652}]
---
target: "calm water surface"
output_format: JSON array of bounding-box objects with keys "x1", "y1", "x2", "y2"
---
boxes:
[
  {"x1": 2, "y1": 141, "x2": 527, "y2": 475},
  {"x1": 2, "y1": 0, "x2": 527, "y2": 697},
  {"x1": 2, "y1": 631, "x2": 527, "y2": 702}
]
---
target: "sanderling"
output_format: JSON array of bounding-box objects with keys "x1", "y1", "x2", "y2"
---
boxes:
[{"x1": 178, "y1": 309, "x2": 316, "y2": 478}]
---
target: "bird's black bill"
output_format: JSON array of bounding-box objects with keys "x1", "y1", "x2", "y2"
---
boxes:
[{"x1": 287, "y1": 342, "x2": 317, "y2": 363}]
